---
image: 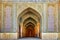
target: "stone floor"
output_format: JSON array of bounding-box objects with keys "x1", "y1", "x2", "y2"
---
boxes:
[
  {"x1": 0, "y1": 38, "x2": 58, "y2": 40},
  {"x1": 18, "y1": 38, "x2": 57, "y2": 40},
  {"x1": 19, "y1": 38, "x2": 40, "y2": 40}
]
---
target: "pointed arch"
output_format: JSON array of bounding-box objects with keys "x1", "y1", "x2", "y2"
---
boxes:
[{"x1": 18, "y1": 7, "x2": 42, "y2": 38}]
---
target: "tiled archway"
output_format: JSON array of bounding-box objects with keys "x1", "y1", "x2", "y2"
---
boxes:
[{"x1": 18, "y1": 7, "x2": 41, "y2": 39}]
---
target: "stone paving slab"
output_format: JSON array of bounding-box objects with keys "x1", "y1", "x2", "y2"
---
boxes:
[{"x1": 0, "y1": 38, "x2": 58, "y2": 40}]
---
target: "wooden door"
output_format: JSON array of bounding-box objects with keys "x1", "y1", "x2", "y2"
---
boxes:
[{"x1": 25, "y1": 25, "x2": 35, "y2": 37}]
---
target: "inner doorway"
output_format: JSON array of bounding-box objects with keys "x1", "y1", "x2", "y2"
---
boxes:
[{"x1": 25, "y1": 22, "x2": 35, "y2": 37}]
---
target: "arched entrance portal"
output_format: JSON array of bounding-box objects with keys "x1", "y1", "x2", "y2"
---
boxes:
[{"x1": 18, "y1": 7, "x2": 41, "y2": 38}]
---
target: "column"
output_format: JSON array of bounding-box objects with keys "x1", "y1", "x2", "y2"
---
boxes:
[
  {"x1": 43, "y1": 4, "x2": 47, "y2": 32},
  {"x1": 0, "y1": 3, "x2": 2, "y2": 32},
  {"x1": 13, "y1": 3, "x2": 17, "y2": 33}
]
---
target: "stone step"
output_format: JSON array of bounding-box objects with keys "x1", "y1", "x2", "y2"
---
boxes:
[{"x1": 18, "y1": 38, "x2": 41, "y2": 40}]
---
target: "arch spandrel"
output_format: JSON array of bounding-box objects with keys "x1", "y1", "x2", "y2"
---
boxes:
[
  {"x1": 23, "y1": 17, "x2": 37, "y2": 27},
  {"x1": 18, "y1": 7, "x2": 41, "y2": 24},
  {"x1": 18, "y1": 7, "x2": 41, "y2": 19},
  {"x1": 22, "y1": 16, "x2": 39, "y2": 23},
  {"x1": 25, "y1": 22, "x2": 35, "y2": 28}
]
